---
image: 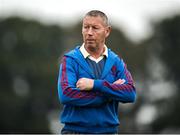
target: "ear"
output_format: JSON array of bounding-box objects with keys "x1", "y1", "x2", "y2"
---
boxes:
[{"x1": 105, "y1": 26, "x2": 111, "y2": 38}]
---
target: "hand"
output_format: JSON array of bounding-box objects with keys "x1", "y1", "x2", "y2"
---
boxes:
[
  {"x1": 113, "y1": 79, "x2": 125, "y2": 85},
  {"x1": 76, "y1": 78, "x2": 94, "y2": 91}
]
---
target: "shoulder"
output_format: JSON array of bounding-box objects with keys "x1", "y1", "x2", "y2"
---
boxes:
[
  {"x1": 108, "y1": 48, "x2": 122, "y2": 61},
  {"x1": 65, "y1": 45, "x2": 81, "y2": 57},
  {"x1": 108, "y1": 48, "x2": 125, "y2": 66},
  {"x1": 60, "y1": 45, "x2": 80, "y2": 64}
]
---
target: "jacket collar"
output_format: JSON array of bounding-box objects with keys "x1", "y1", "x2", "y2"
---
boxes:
[
  {"x1": 65, "y1": 45, "x2": 117, "y2": 79},
  {"x1": 79, "y1": 43, "x2": 108, "y2": 59}
]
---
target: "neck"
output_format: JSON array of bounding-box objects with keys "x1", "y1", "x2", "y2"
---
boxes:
[{"x1": 85, "y1": 45, "x2": 105, "y2": 59}]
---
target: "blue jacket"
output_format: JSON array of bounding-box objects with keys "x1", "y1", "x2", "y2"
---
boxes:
[{"x1": 58, "y1": 46, "x2": 136, "y2": 133}]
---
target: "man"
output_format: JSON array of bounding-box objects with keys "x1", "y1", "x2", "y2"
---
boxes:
[{"x1": 57, "y1": 10, "x2": 136, "y2": 134}]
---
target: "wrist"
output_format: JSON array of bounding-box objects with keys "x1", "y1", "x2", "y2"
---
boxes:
[{"x1": 93, "y1": 80, "x2": 103, "y2": 92}]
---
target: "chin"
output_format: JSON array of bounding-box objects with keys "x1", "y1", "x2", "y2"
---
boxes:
[
  {"x1": 85, "y1": 42, "x2": 94, "y2": 46},
  {"x1": 85, "y1": 43, "x2": 97, "y2": 51}
]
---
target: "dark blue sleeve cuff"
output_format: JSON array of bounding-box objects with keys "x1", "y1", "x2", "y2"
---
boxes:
[{"x1": 93, "y1": 80, "x2": 103, "y2": 92}]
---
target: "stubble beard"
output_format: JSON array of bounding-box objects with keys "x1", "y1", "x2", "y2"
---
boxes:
[{"x1": 85, "y1": 42, "x2": 99, "y2": 53}]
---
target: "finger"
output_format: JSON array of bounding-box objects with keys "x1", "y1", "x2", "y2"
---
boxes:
[
  {"x1": 121, "y1": 79, "x2": 125, "y2": 84},
  {"x1": 113, "y1": 80, "x2": 120, "y2": 84},
  {"x1": 77, "y1": 78, "x2": 84, "y2": 84},
  {"x1": 76, "y1": 78, "x2": 82, "y2": 85},
  {"x1": 76, "y1": 82, "x2": 79, "y2": 87},
  {"x1": 118, "y1": 80, "x2": 123, "y2": 84},
  {"x1": 113, "y1": 79, "x2": 125, "y2": 84},
  {"x1": 76, "y1": 81, "x2": 80, "y2": 88}
]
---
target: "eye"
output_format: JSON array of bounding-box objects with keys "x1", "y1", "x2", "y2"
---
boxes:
[
  {"x1": 83, "y1": 25, "x2": 89, "y2": 29},
  {"x1": 93, "y1": 26, "x2": 99, "y2": 30}
]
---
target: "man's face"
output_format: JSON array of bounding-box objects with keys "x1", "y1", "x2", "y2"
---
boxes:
[{"x1": 82, "y1": 16, "x2": 111, "y2": 50}]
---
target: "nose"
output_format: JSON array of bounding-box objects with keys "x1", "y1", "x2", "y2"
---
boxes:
[{"x1": 87, "y1": 27, "x2": 93, "y2": 35}]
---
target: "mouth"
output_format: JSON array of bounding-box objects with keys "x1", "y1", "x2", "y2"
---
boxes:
[
  {"x1": 87, "y1": 38, "x2": 94, "y2": 41},
  {"x1": 86, "y1": 38, "x2": 95, "y2": 42},
  {"x1": 86, "y1": 40, "x2": 95, "y2": 44}
]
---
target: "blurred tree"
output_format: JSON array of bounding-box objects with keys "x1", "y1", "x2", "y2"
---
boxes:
[
  {"x1": 0, "y1": 17, "x2": 64, "y2": 133},
  {"x1": 149, "y1": 15, "x2": 180, "y2": 133}
]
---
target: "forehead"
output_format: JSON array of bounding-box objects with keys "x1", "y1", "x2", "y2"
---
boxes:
[{"x1": 83, "y1": 16, "x2": 105, "y2": 26}]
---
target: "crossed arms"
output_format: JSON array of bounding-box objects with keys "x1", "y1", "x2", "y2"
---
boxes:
[
  {"x1": 76, "y1": 78, "x2": 125, "y2": 91},
  {"x1": 58, "y1": 56, "x2": 136, "y2": 107}
]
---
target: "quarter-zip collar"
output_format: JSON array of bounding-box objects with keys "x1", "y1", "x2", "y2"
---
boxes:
[{"x1": 64, "y1": 45, "x2": 117, "y2": 79}]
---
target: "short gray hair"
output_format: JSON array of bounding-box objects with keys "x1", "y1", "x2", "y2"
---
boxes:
[{"x1": 84, "y1": 10, "x2": 110, "y2": 26}]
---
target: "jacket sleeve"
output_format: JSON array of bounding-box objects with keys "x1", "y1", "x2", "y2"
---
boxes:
[
  {"x1": 58, "y1": 56, "x2": 107, "y2": 107},
  {"x1": 93, "y1": 58, "x2": 136, "y2": 103}
]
